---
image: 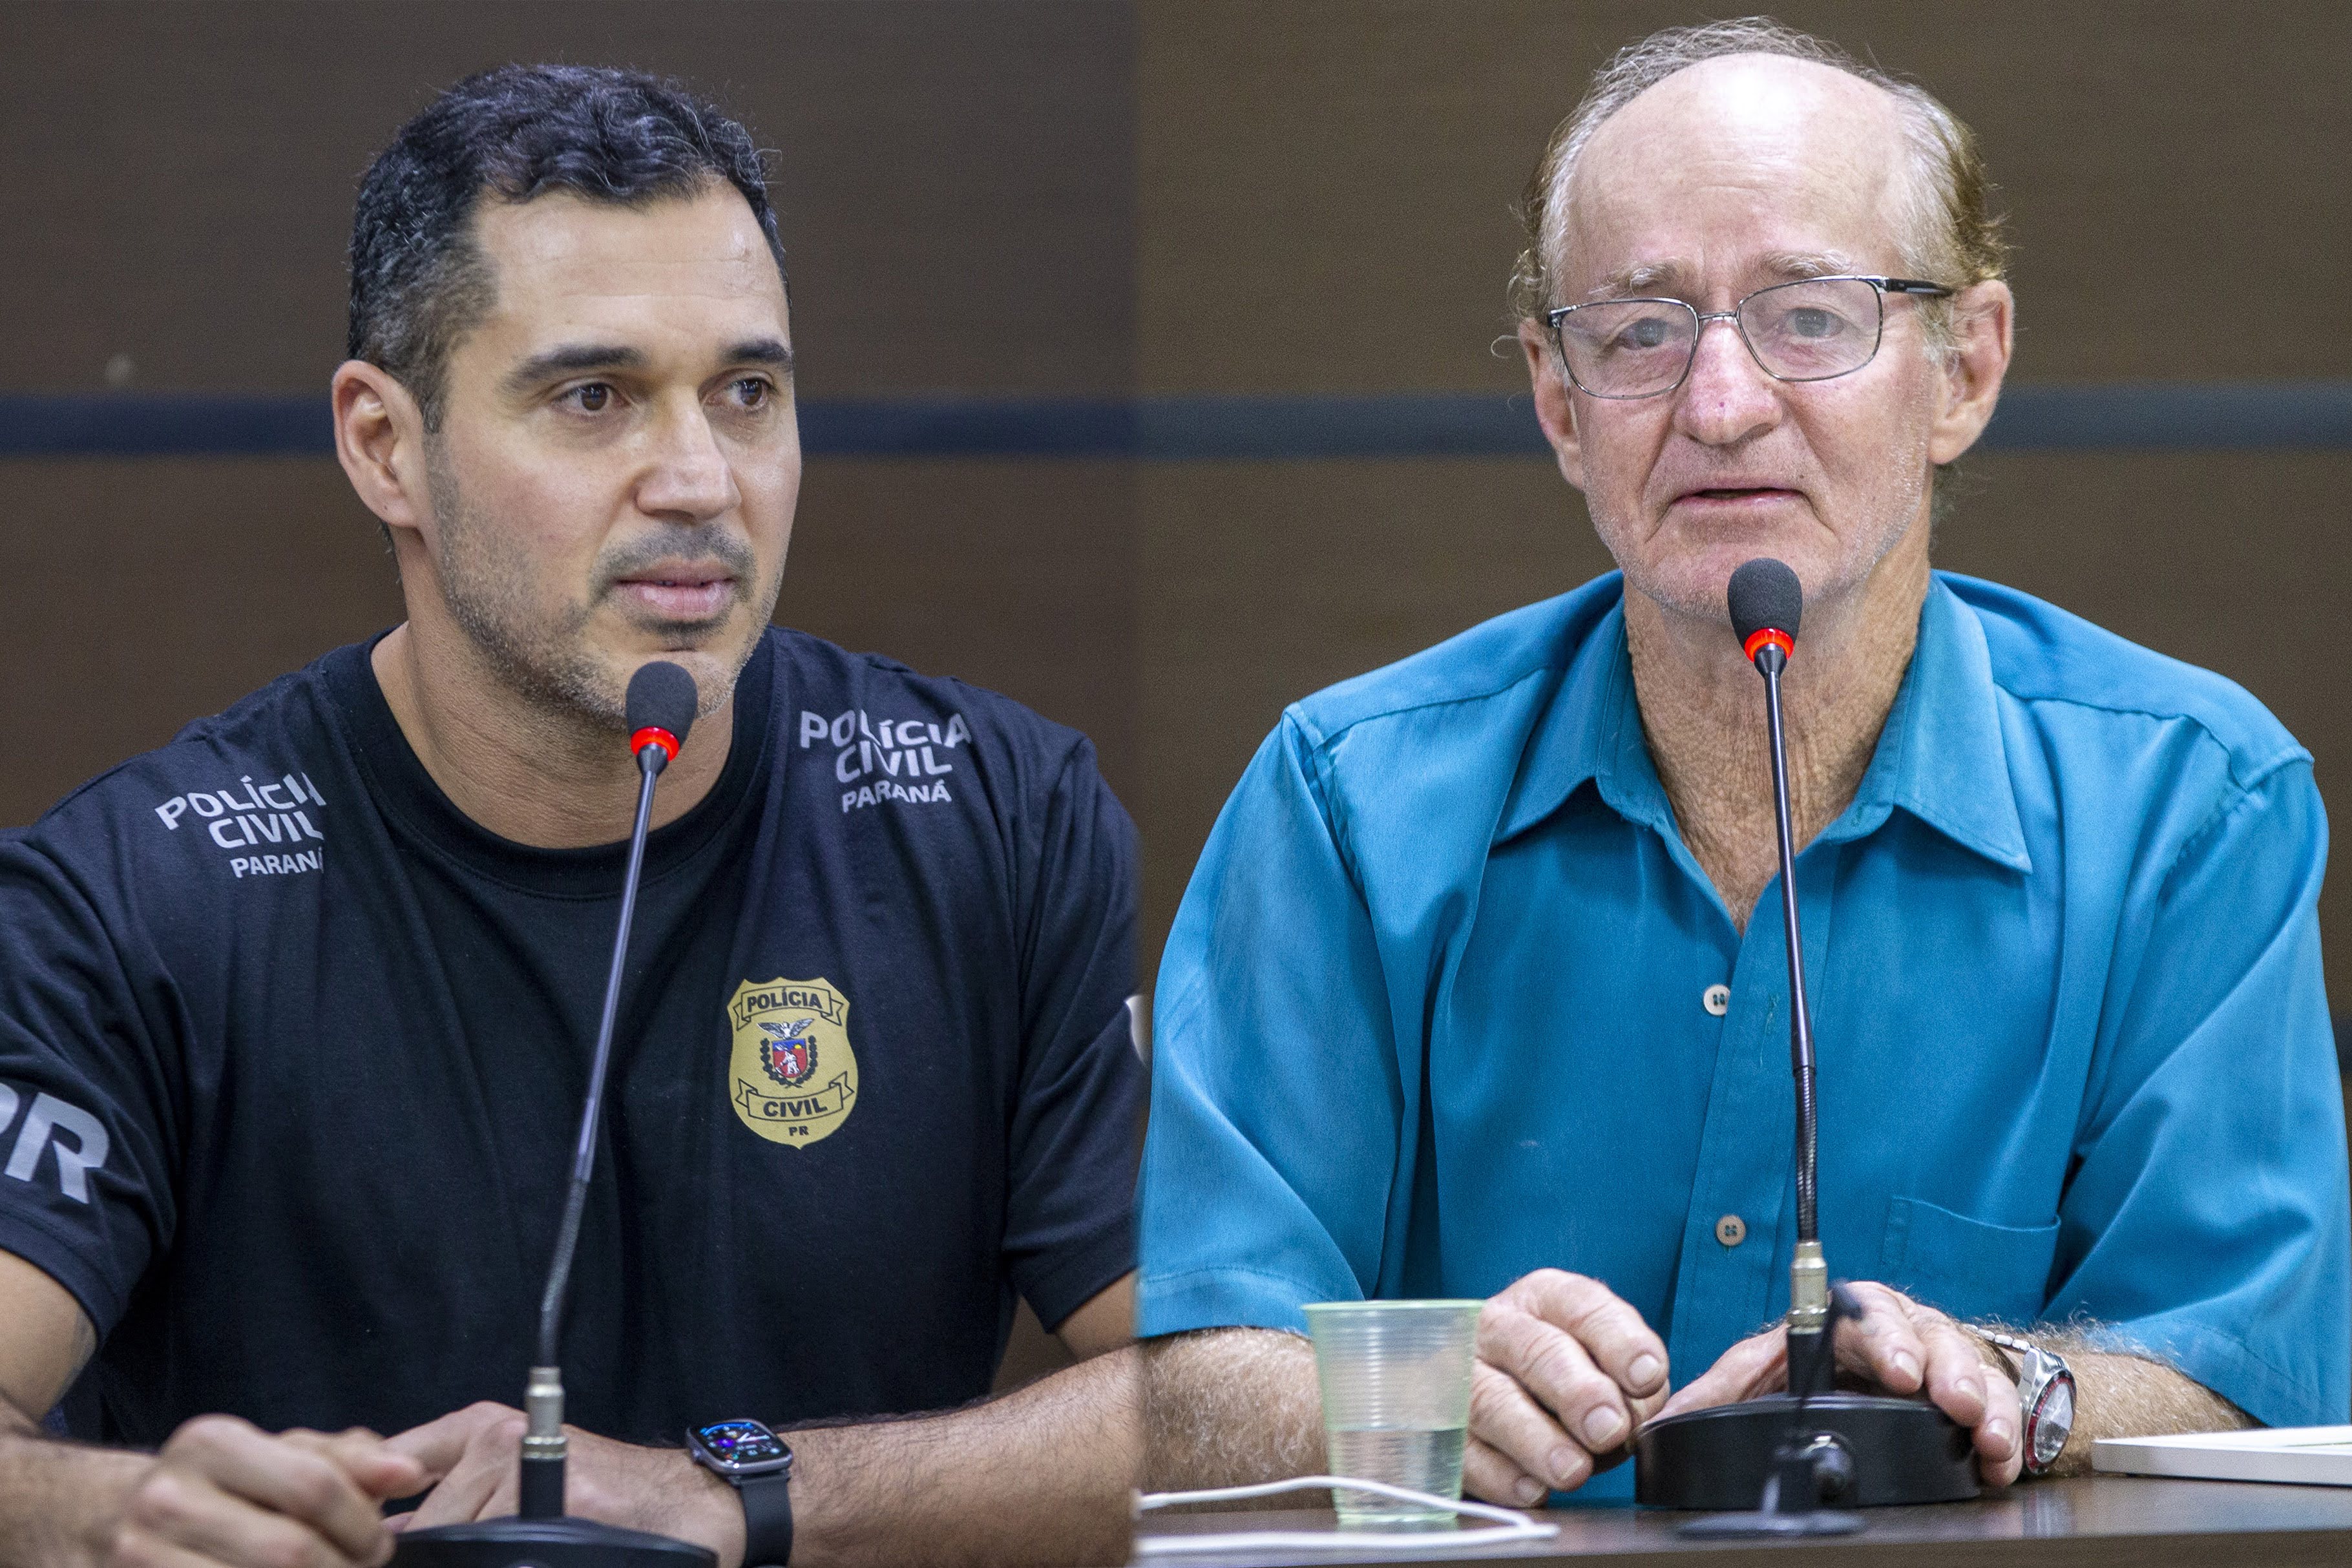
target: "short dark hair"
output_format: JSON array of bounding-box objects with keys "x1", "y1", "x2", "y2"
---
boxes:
[{"x1": 348, "y1": 63, "x2": 787, "y2": 428}]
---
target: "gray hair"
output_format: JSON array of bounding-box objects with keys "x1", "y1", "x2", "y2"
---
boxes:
[{"x1": 1509, "y1": 18, "x2": 2007, "y2": 346}]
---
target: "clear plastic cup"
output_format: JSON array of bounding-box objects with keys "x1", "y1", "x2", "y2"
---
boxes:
[{"x1": 1303, "y1": 1299, "x2": 1484, "y2": 1527}]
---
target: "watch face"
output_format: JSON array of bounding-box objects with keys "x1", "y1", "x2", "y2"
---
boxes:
[
  {"x1": 2030, "y1": 1376, "x2": 2075, "y2": 1469},
  {"x1": 696, "y1": 1421, "x2": 788, "y2": 1467}
]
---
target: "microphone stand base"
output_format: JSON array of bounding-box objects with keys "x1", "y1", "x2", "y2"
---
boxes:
[
  {"x1": 1634, "y1": 1393, "x2": 1979, "y2": 1512},
  {"x1": 392, "y1": 1516, "x2": 717, "y2": 1568}
]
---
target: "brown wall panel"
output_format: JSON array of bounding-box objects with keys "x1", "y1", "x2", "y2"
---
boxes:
[
  {"x1": 0, "y1": 457, "x2": 403, "y2": 823},
  {"x1": 1136, "y1": 0, "x2": 2352, "y2": 391},
  {"x1": 0, "y1": 0, "x2": 1133, "y2": 397}
]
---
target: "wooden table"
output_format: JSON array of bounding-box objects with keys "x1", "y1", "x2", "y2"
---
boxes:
[{"x1": 1135, "y1": 1476, "x2": 2352, "y2": 1565}]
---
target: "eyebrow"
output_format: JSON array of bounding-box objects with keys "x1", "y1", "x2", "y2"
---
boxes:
[
  {"x1": 499, "y1": 337, "x2": 795, "y2": 398},
  {"x1": 501, "y1": 343, "x2": 647, "y2": 398},
  {"x1": 725, "y1": 337, "x2": 795, "y2": 377},
  {"x1": 1582, "y1": 250, "x2": 1864, "y2": 302},
  {"x1": 1759, "y1": 249, "x2": 1862, "y2": 282}
]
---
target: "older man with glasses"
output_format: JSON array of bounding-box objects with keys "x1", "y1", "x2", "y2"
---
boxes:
[{"x1": 1138, "y1": 19, "x2": 2347, "y2": 1507}]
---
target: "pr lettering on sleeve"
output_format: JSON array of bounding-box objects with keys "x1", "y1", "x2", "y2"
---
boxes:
[{"x1": 0, "y1": 1081, "x2": 109, "y2": 1204}]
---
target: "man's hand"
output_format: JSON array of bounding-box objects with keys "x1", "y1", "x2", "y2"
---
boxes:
[
  {"x1": 1464, "y1": 1269, "x2": 1670, "y2": 1505},
  {"x1": 1655, "y1": 1281, "x2": 2023, "y2": 1486},
  {"x1": 388, "y1": 1405, "x2": 742, "y2": 1565},
  {"x1": 109, "y1": 1417, "x2": 424, "y2": 1567}
]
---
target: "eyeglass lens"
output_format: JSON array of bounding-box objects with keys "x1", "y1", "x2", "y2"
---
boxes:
[{"x1": 1555, "y1": 277, "x2": 1887, "y2": 398}]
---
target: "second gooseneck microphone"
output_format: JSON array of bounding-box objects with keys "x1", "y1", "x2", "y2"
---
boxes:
[
  {"x1": 520, "y1": 660, "x2": 702, "y2": 1514},
  {"x1": 1725, "y1": 558, "x2": 1832, "y2": 1399},
  {"x1": 1633, "y1": 565, "x2": 1979, "y2": 1516},
  {"x1": 394, "y1": 661, "x2": 715, "y2": 1566}
]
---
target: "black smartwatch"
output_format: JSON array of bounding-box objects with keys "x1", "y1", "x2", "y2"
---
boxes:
[{"x1": 687, "y1": 1419, "x2": 795, "y2": 1567}]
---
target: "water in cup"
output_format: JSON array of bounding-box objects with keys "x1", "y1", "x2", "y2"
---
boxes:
[
  {"x1": 1325, "y1": 1424, "x2": 1469, "y2": 1523},
  {"x1": 1303, "y1": 1300, "x2": 1483, "y2": 1527}
]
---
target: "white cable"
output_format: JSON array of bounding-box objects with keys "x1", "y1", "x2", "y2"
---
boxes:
[{"x1": 1135, "y1": 1475, "x2": 1558, "y2": 1556}]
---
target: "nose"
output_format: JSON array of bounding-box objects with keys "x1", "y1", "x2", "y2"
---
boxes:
[
  {"x1": 637, "y1": 399, "x2": 740, "y2": 524},
  {"x1": 1672, "y1": 315, "x2": 1783, "y2": 448}
]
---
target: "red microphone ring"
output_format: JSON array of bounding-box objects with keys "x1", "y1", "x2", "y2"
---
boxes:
[
  {"x1": 1743, "y1": 628, "x2": 1796, "y2": 664},
  {"x1": 631, "y1": 726, "x2": 681, "y2": 762}
]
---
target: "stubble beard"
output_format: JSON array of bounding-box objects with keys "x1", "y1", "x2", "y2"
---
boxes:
[{"x1": 420, "y1": 441, "x2": 774, "y2": 733}]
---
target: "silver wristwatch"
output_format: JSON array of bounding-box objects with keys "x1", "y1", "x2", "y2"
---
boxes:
[{"x1": 1977, "y1": 1328, "x2": 2076, "y2": 1476}]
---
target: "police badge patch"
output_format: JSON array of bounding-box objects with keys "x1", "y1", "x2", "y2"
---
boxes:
[{"x1": 726, "y1": 977, "x2": 860, "y2": 1146}]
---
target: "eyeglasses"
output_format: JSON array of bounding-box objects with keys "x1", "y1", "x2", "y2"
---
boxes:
[{"x1": 1543, "y1": 275, "x2": 1956, "y2": 400}]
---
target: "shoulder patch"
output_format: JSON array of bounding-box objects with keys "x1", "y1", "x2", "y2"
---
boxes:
[
  {"x1": 797, "y1": 706, "x2": 969, "y2": 815},
  {"x1": 151, "y1": 770, "x2": 329, "y2": 879}
]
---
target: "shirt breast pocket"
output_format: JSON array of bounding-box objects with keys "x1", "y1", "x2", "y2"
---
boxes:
[{"x1": 1880, "y1": 1196, "x2": 2062, "y2": 1324}]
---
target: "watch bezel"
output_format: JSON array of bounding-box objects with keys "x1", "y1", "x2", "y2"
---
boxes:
[
  {"x1": 2019, "y1": 1359, "x2": 2076, "y2": 1476},
  {"x1": 687, "y1": 1419, "x2": 796, "y2": 1481}
]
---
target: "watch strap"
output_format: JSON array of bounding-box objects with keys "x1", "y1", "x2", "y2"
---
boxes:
[
  {"x1": 739, "y1": 1467, "x2": 794, "y2": 1568},
  {"x1": 1973, "y1": 1327, "x2": 2031, "y2": 1363}
]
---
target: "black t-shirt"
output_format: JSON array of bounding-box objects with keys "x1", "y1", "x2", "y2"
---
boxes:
[{"x1": 0, "y1": 627, "x2": 1139, "y2": 1446}]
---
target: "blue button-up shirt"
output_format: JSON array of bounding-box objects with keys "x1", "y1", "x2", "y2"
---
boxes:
[{"x1": 1140, "y1": 571, "x2": 2348, "y2": 1479}]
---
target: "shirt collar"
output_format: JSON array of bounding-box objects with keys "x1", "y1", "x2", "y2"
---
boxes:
[
  {"x1": 1496, "y1": 574, "x2": 2031, "y2": 873},
  {"x1": 1829, "y1": 575, "x2": 2032, "y2": 872},
  {"x1": 1497, "y1": 591, "x2": 1675, "y2": 845}
]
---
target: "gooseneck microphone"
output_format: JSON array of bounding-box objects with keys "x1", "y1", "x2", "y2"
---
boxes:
[
  {"x1": 1633, "y1": 563, "x2": 1978, "y2": 1524},
  {"x1": 396, "y1": 662, "x2": 715, "y2": 1568},
  {"x1": 1725, "y1": 559, "x2": 1830, "y2": 1396}
]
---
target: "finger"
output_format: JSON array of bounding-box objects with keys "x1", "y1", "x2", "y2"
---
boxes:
[
  {"x1": 384, "y1": 1403, "x2": 520, "y2": 1486},
  {"x1": 1506, "y1": 1271, "x2": 1668, "y2": 1397},
  {"x1": 1913, "y1": 1313, "x2": 1991, "y2": 1429},
  {"x1": 1466, "y1": 1359, "x2": 1591, "y2": 1495},
  {"x1": 119, "y1": 1463, "x2": 348, "y2": 1568},
  {"x1": 1626, "y1": 1376, "x2": 1673, "y2": 1431},
  {"x1": 1477, "y1": 1301, "x2": 1632, "y2": 1459},
  {"x1": 279, "y1": 1428, "x2": 428, "y2": 1507},
  {"x1": 405, "y1": 1418, "x2": 525, "y2": 1528},
  {"x1": 1654, "y1": 1328, "x2": 1783, "y2": 1421},
  {"x1": 1974, "y1": 1364, "x2": 2025, "y2": 1486},
  {"x1": 1460, "y1": 1432, "x2": 1548, "y2": 1509},
  {"x1": 1836, "y1": 1283, "x2": 1928, "y2": 1395},
  {"x1": 475, "y1": 1458, "x2": 521, "y2": 1521},
  {"x1": 156, "y1": 1417, "x2": 390, "y2": 1564}
]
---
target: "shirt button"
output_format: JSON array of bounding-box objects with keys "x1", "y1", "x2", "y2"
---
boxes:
[
  {"x1": 1703, "y1": 984, "x2": 1731, "y2": 1016},
  {"x1": 1716, "y1": 1214, "x2": 1747, "y2": 1248}
]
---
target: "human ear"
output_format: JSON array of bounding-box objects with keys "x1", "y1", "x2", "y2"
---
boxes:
[
  {"x1": 1926, "y1": 280, "x2": 2014, "y2": 466},
  {"x1": 331, "y1": 361, "x2": 432, "y2": 538},
  {"x1": 1522, "y1": 321, "x2": 1589, "y2": 494}
]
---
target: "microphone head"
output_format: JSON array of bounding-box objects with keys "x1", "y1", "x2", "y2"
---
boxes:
[
  {"x1": 1727, "y1": 558, "x2": 1803, "y2": 661},
  {"x1": 625, "y1": 660, "x2": 699, "y2": 760}
]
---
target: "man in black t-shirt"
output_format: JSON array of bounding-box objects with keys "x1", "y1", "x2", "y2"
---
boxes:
[{"x1": 0, "y1": 67, "x2": 1139, "y2": 1568}]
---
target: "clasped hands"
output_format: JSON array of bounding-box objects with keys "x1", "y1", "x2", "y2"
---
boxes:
[
  {"x1": 103, "y1": 1403, "x2": 742, "y2": 1568},
  {"x1": 1463, "y1": 1268, "x2": 2024, "y2": 1505}
]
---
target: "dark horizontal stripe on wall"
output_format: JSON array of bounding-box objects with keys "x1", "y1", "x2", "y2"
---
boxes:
[{"x1": 3, "y1": 381, "x2": 2347, "y2": 460}]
